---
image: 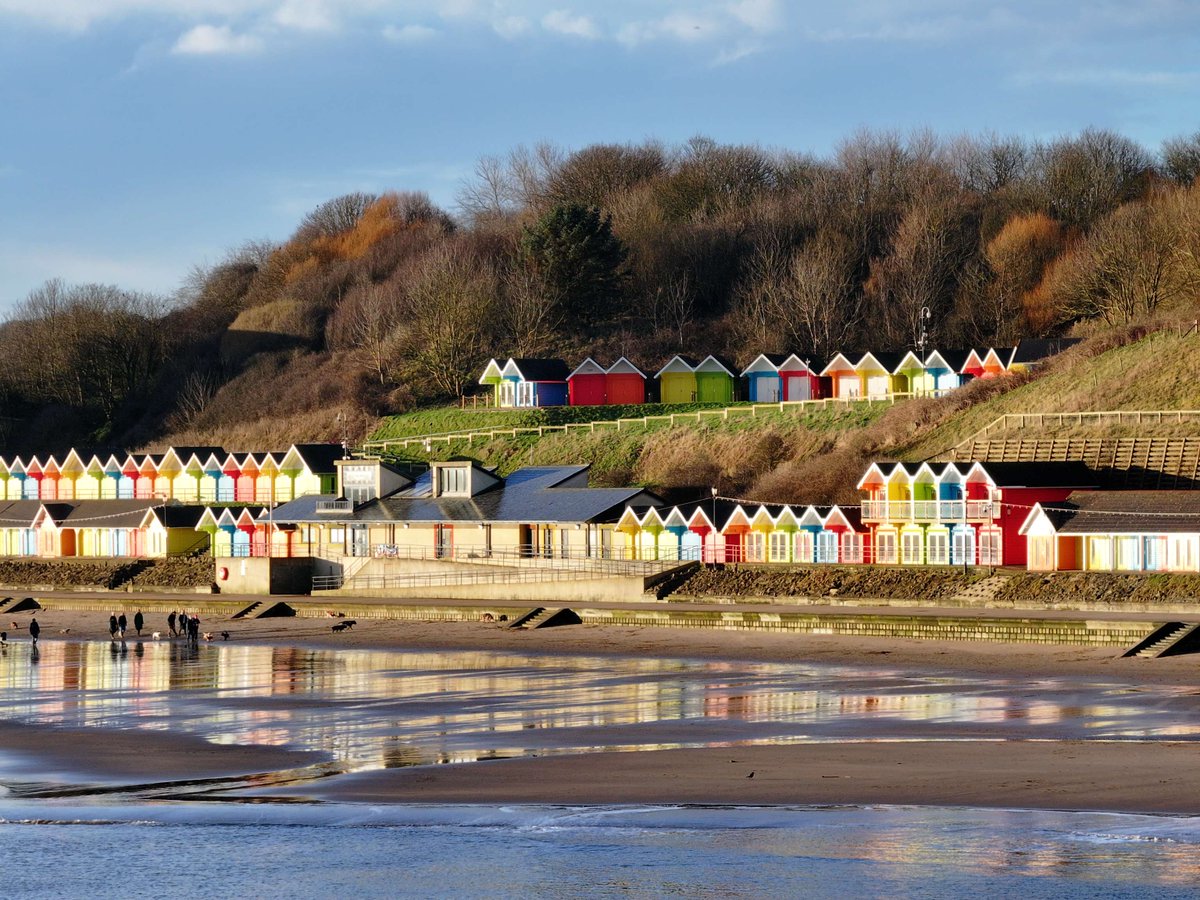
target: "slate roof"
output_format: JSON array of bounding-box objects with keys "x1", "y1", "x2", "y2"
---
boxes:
[
  {"x1": 1042, "y1": 491, "x2": 1200, "y2": 534},
  {"x1": 271, "y1": 465, "x2": 660, "y2": 525},
  {"x1": 925, "y1": 348, "x2": 972, "y2": 371},
  {"x1": 1008, "y1": 337, "x2": 1082, "y2": 367},
  {"x1": 290, "y1": 443, "x2": 345, "y2": 473},
  {"x1": 509, "y1": 358, "x2": 570, "y2": 382},
  {"x1": 975, "y1": 461, "x2": 1097, "y2": 488},
  {"x1": 0, "y1": 499, "x2": 45, "y2": 526},
  {"x1": 41, "y1": 500, "x2": 161, "y2": 529}
]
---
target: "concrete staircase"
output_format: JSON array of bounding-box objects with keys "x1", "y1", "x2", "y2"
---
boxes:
[
  {"x1": 508, "y1": 607, "x2": 582, "y2": 630},
  {"x1": 1123, "y1": 622, "x2": 1200, "y2": 658}
]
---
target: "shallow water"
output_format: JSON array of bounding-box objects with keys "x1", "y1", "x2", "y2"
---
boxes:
[
  {"x1": 1, "y1": 804, "x2": 1198, "y2": 898},
  {"x1": 1, "y1": 640, "x2": 1198, "y2": 781},
  {"x1": 2, "y1": 640, "x2": 1199, "y2": 895}
]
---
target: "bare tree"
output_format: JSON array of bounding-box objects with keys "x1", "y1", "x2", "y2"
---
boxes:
[
  {"x1": 502, "y1": 266, "x2": 563, "y2": 356},
  {"x1": 294, "y1": 192, "x2": 379, "y2": 241}
]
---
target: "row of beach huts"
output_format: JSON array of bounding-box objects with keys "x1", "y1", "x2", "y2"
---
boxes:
[
  {"x1": 478, "y1": 338, "x2": 1079, "y2": 407},
  {"x1": 1, "y1": 434, "x2": 1199, "y2": 579}
]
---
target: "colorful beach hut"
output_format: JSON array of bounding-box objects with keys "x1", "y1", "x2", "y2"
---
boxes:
[
  {"x1": 605, "y1": 358, "x2": 646, "y2": 405},
  {"x1": 694, "y1": 356, "x2": 736, "y2": 403},
  {"x1": 498, "y1": 358, "x2": 569, "y2": 408},
  {"x1": 741, "y1": 354, "x2": 788, "y2": 402},
  {"x1": 655, "y1": 356, "x2": 699, "y2": 404},
  {"x1": 820, "y1": 352, "x2": 860, "y2": 399},
  {"x1": 567, "y1": 358, "x2": 608, "y2": 406}
]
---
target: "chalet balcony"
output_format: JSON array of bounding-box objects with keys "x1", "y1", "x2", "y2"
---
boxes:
[{"x1": 862, "y1": 498, "x2": 995, "y2": 523}]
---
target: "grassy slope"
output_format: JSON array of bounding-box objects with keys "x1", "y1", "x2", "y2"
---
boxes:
[
  {"x1": 902, "y1": 328, "x2": 1200, "y2": 459},
  {"x1": 362, "y1": 326, "x2": 1200, "y2": 501}
]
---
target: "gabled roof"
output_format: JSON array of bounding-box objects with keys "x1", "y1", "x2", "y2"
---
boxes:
[
  {"x1": 960, "y1": 349, "x2": 985, "y2": 372},
  {"x1": 924, "y1": 348, "x2": 972, "y2": 371},
  {"x1": 654, "y1": 355, "x2": 700, "y2": 378},
  {"x1": 271, "y1": 465, "x2": 659, "y2": 526},
  {"x1": 1031, "y1": 491, "x2": 1200, "y2": 535},
  {"x1": 567, "y1": 357, "x2": 607, "y2": 379},
  {"x1": 694, "y1": 355, "x2": 736, "y2": 376},
  {"x1": 740, "y1": 353, "x2": 789, "y2": 376},
  {"x1": 779, "y1": 354, "x2": 813, "y2": 373},
  {"x1": 478, "y1": 358, "x2": 505, "y2": 384},
  {"x1": 819, "y1": 352, "x2": 858, "y2": 374},
  {"x1": 981, "y1": 347, "x2": 1012, "y2": 368},
  {"x1": 856, "y1": 350, "x2": 904, "y2": 372},
  {"x1": 892, "y1": 351, "x2": 925, "y2": 373},
  {"x1": 503, "y1": 358, "x2": 570, "y2": 382},
  {"x1": 287, "y1": 443, "x2": 344, "y2": 474},
  {"x1": 1007, "y1": 337, "x2": 1082, "y2": 367},
  {"x1": 606, "y1": 357, "x2": 646, "y2": 378}
]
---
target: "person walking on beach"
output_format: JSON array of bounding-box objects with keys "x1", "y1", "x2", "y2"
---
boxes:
[
  {"x1": 117, "y1": 613, "x2": 128, "y2": 639},
  {"x1": 134, "y1": 610, "x2": 144, "y2": 637},
  {"x1": 28, "y1": 618, "x2": 39, "y2": 644},
  {"x1": 167, "y1": 610, "x2": 177, "y2": 637},
  {"x1": 108, "y1": 613, "x2": 118, "y2": 640},
  {"x1": 191, "y1": 614, "x2": 201, "y2": 644}
]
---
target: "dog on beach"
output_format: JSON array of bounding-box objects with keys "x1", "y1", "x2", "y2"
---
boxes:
[
  {"x1": 203, "y1": 632, "x2": 214, "y2": 641},
  {"x1": 221, "y1": 631, "x2": 230, "y2": 641},
  {"x1": 331, "y1": 620, "x2": 357, "y2": 633},
  {"x1": 152, "y1": 631, "x2": 161, "y2": 640}
]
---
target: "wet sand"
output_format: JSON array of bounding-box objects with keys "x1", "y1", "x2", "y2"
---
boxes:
[
  {"x1": 0, "y1": 719, "x2": 324, "y2": 780},
  {"x1": 297, "y1": 740, "x2": 1200, "y2": 815},
  {"x1": 12, "y1": 605, "x2": 1200, "y2": 685},
  {"x1": 7, "y1": 606, "x2": 1200, "y2": 813}
]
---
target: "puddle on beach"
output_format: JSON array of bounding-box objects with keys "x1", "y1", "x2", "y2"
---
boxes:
[{"x1": 0, "y1": 639, "x2": 1199, "y2": 807}]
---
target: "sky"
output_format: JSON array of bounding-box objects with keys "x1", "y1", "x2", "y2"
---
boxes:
[{"x1": 1, "y1": 0, "x2": 1198, "y2": 311}]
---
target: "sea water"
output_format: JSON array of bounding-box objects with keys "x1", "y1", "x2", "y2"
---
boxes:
[
  {"x1": 1, "y1": 804, "x2": 1198, "y2": 898},
  {"x1": 1, "y1": 640, "x2": 1199, "y2": 897}
]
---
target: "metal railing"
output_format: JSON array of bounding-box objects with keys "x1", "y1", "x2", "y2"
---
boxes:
[
  {"x1": 312, "y1": 543, "x2": 687, "y2": 591},
  {"x1": 861, "y1": 499, "x2": 994, "y2": 523},
  {"x1": 359, "y1": 394, "x2": 918, "y2": 455}
]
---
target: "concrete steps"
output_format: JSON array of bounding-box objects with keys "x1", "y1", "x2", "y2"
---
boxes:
[
  {"x1": 1123, "y1": 622, "x2": 1200, "y2": 658},
  {"x1": 508, "y1": 607, "x2": 582, "y2": 630}
]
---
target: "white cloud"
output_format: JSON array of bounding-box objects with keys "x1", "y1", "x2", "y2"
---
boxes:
[
  {"x1": 541, "y1": 9, "x2": 599, "y2": 39},
  {"x1": 727, "y1": 0, "x2": 779, "y2": 33},
  {"x1": 492, "y1": 15, "x2": 530, "y2": 38},
  {"x1": 713, "y1": 39, "x2": 761, "y2": 66},
  {"x1": 273, "y1": 0, "x2": 337, "y2": 32},
  {"x1": 619, "y1": 12, "x2": 720, "y2": 47},
  {"x1": 382, "y1": 23, "x2": 437, "y2": 42},
  {"x1": 172, "y1": 23, "x2": 263, "y2": 55}
]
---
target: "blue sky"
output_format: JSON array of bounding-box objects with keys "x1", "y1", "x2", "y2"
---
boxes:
[{"x1": 1, "y1": 0, "x2": 1198, "y2": 311}]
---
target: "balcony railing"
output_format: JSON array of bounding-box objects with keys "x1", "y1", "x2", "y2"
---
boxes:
[{"x1": 862, "y1": 498, "x2": 995, "y2": 523}]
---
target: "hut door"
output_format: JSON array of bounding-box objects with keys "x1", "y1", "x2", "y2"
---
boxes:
[{"x1": 786, "y1": 376, "x2": 810, "y2": 401}]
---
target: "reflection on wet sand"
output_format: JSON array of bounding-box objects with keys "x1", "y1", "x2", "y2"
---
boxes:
[{"x1": 1, "y1": 640, "x2": 1200, "y2": 777}]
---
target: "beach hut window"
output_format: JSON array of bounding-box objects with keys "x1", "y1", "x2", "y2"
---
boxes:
[
  {"x1": 1143, "y1": 536, "x2": 1167, "y2": 572},
  {"x1": 1087, "y1": 537, "x2": 1113, "y2": 571},
  {"x1": 978, "y1": 530, "x2": 1002, "y2": 566},
  {"x1": 843, "y1": 533, "x2": 864, "y2": 564},
  {"x1": 951, "y1": 529, "x2": 975, "y2": 567},
  {"x1": 816, "y1": 531, "x2": 837, "y2": 563},
  {"x1": 927, "y1": 531, "x2": 948, "y2": 565},
  {"x1": 900, "y1": 531, "x2": 923, "y2": 565},
  {"x1": 769, "y1": 531, "x2": 791, "y2": 562},
  {"x1": 1169, "y1": 536, "x2": 1197, "y2": 572},
  {"x1": 876, "y1": 531, "x2": 898, "y2": 565},
  {"x1": 740, "y1": 532, "x2": 762, "y2": 563},
  {"x1": 1115, "y1": 536, "x2": 1140, "y2": 571}
]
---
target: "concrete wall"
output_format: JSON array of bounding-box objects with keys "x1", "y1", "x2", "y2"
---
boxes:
[{"x1": 215, "y1": 556, "x2": 314, "y2": 595}]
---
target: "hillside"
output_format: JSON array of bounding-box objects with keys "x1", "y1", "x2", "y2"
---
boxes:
[
  {"x1": 2, "y1": 129, "x2": 1199, "y2": 457},
  {"x1": 364, "y1": 322, "x2": 1200, "y2": 504}
]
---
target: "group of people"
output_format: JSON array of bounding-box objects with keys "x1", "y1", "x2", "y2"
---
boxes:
[
  {"x1": 106, "y1": 611, "x2": 143, "y2": 640},
  {"x1": 167, "y1": 610, "x2": 202, "y2": 643}
]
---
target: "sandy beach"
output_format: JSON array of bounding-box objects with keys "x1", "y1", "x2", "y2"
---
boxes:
[{"x1": 4, "y1": 605, "x2": 1200, "y2": 814}]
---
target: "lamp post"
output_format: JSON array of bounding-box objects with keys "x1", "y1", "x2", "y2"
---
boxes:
[{"x1": 710, "y1": 486, "x2": 718, "y2": 563}]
